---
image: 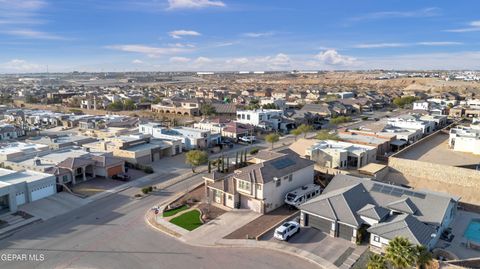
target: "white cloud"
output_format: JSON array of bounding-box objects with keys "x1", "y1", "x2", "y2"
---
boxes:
[
  {"x1": 169, "y1": 56, "x2": 191, "y2": 63},
  {"x1": 1, "y1": 0, "x2": 47, "y2": 10},
  {"x1": 353, "y1": 43, "x2": 408, "y2": 49},
  {"x1": 314, "y1": 50, "x2": 357, "y2": 66},
  {"x1": 107, "y1": 44, "x2": 191, "y2": 58},
  {"x1": 351, "y1": 7, "x2": 440, "y2": 21},
  {"x1": 445, "y1": 20, "x2": 480, "y2": 33},
  {"x1": 167, "y1": 0, "x2": 225, "y2": 10},
  {"x1": 132, "y1": 59, "x2": 143, "y2": 64},
  {"x1": 243, "y1": 32, "x2": 274, "y2": 38},
  {"x1": 0, "y1": 59, "x2": 41, "y2": 72},
  {"x1": 226, "y1": 57, "x2": 249, "y2": 65},
  {"x1": 354, "y1": 42, "x2": 462, "y2": 49},
  {"x1": 168, "y1": 43, "x2": 195, "y2": 48},
  {"x1": 168, "y1": 30, "x2": 201, "y2": 39},
  {"x1": 5, "y1": 29, "x2": 66, "y2": 40},
  {"x1": 417, "y1": 41, "x2": 462, "y2": 46},
  {"x1": 193, "y1": 56, "x2": 213, "y2": 65}
]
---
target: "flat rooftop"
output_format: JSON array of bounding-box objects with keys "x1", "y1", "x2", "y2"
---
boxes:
[{"x1": 394, "y1": 132, "x2": 480, "y2": 167}]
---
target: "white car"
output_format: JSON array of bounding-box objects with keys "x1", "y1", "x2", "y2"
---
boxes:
[
  {"x1": 274, "y1": 221, "x2": 300, "y2": 241},
  {"x1": 238, "y1": 136, "x2": 256, "y2": 143}
]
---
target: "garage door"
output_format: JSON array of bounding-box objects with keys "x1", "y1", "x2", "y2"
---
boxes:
[
  {"x1": 31, "y1": 185, "x2": 55, "y2": 201},
  {"x1": 107, "y1": 165, "x2": 123, "y2": 177},
  {"x1": 308, "y1": 214, "x2": 332, "y2": 233},
  {"x1": 16, "y1": 193, "x2": 26, "y2": 206},
  {"x1": 338, "y1": 223, "x2": 354, "y2": 241},
  {"x1": 240, "y1": 196, "x2": 261, "y2": 212}
]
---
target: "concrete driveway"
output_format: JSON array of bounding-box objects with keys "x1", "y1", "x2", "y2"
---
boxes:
[
  {"x1": 262, "y1": 227, "x2": 357, "y2": 265},
  {"x1": 19, "y1": 192, "x2": 89, "y2": 220}
]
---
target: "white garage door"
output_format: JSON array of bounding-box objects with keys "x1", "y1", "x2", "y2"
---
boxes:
[
  {"x1": 31, "y1": 185, "x2": 55, "y2": 201},
  {"x1": 240, "y1": 196, "x2": 261, "y2": 212},
  {"x1": 16, "y1": 193, "x2": 26, "y2": 206}
]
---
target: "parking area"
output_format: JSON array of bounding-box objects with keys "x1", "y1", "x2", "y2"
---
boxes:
[
  {"x1": 19, "y1": 192, "x2": 89, "y2": 220},
  {"x1": 261, "y1": 226, "x2": 357, "y2": 265}
]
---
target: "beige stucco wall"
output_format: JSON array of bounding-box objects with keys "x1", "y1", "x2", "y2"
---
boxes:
[{"x1": 388, "y1": 157, "x2": 480, "y2": 204}]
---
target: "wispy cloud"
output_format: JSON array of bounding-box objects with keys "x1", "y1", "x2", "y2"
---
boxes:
[
  {"x1": 353, "y1": 41, "x2": 462, "y2": 49},
  {"x1": 445, "y1": 20, "x2": 480, "y2": 33},
  {"x1": 5, "y1": 29, "x2": 66, "y2": 40},
  {"x1": 167, "y1": 0, "x2": 225, "y2": 10},
  {"x1": 350, "y1": 7, "x2": 440, "y2": 21},
  {"x1": 0, "y1": 59, "x2": 42, "y2": 72},
  {"x1": 132, "y1": 59, "x2": 144, "y2": 64},
  {"x1": 0, "y1": 0, "x2": 47, "y2": 25},
  {"x1": 169, "y1": 56, "x2": 191, "y2": 63},
  {"x1": 242, "y1": 31, "x2": 275, "y2": 38},
  {"x1": 168, "y1": 30, "x2": 201, "y2": 39},
  {"x1": 107, "y1": 44, "x2": 192, "y2": 57},
  {"x1": 353, "y1": 43, "x2": 408, "y2": 49}
]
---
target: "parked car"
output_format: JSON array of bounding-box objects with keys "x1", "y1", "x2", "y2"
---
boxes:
[
  {"x1": 285, "y1": 184, "x2": 322, "y2": 208},
  {"x1": 238, "y1": 136, "x2": 256, "y2": 143},
  {"x1": 274, "y1": 221, "x2": 300, "y2": 241},
  {"x1": 112, "y1": 173, "x2": 131, "y2": 181}
]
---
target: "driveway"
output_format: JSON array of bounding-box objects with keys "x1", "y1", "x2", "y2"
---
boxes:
[
  {"x1": 19, "y1": 192, "x2": 89, "y2": 220},
  {"x1": 262, "y1": 227, "x2": 360, "y2": 265}
]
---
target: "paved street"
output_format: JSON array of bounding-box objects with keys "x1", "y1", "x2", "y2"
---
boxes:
[{"x1": 0, "y1": 172, "x2": 317, "y2": 269}]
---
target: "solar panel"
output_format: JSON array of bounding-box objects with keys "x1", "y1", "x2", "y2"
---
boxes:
[
  {"x1": 380, "y1": 186, "x2": 393, "y2": 194},
  {"x1": 371, "y1": 184, "x2": 382, "y2": 192},
  {"x1": 271, "y1": 158, "x2": 296, "y2": 169},
  {"x1": 391, "y1": 188, "x2": 404, "y2": 197},
  {"x1": 413, "y1": 192, "x2": 426, "y2": 199}
]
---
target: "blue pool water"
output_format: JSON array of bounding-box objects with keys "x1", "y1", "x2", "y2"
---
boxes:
[{"x1": 464, "y1": 219, "x2": 480, "y2": 243}]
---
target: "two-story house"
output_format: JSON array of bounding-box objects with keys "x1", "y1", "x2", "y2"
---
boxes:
[{"x1": 204, "y1": 149, "x2": 315, "y2": 213}]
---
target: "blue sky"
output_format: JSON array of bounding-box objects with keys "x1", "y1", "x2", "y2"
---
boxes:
[{"x1": 1, "y1": 0, "x2": 479, "y2": 73}]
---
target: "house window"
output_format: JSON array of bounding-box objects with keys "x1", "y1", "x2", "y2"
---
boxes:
[
  {"x1": 238, "y1": 180, "x2": 251, "y2": 192},
  {"x1": 288, "y1": 174, "x2": 293, "y2": 182},
  {"x1": 276, "y1": 180, "x2": 281, "y2": 187},
  {"x1": 228, "y1": 195, "x2": 232, "y2": 200},
  {"x1": 247, "y1": 115, "x2": 250, "y2": 120},
  {"x1": 373, "y1": 236, "x2": 380, "y2": 242},
  {"x1": 283, "y1": 176, "x2": 288, "y2": 181},
  {"x1": 62, "y1": 175, "x2": 69, "y2": 182},
  {"x1": 256, "y1": 184, "x2": 262, "y2": 190}
]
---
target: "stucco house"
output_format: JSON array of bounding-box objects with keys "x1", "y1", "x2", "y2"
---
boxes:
[
  {"x1": 299, "y1": 174, "x2": 459, "y2": 251},
  {"x1": 204, "y1": 149, "x2": 315, "y2": 213}
]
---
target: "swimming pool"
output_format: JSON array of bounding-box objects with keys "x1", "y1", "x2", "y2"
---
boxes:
[{"x1": 464, "y1": 219, "x2": 480, "y2": 243}]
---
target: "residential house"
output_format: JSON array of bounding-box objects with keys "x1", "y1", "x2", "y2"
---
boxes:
[
  {"x1": 300, "y1": 175, "x2": 458, "y2": 249},
  {"x1": 204, "y1": 149, "x2": 315, "y2": 213}
]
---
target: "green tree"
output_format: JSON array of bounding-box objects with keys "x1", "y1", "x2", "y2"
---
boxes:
[
  {"x1": 262, "y1": 103, "x2": 278, "y2": 109},
  {"x1": 393, "y1": 96, "x2": 418, "y2": 108},
  {"x1": 265, "y1": 133, "x2": 280, "y2": 149},
  {"x1": 123, "y1": 99, "x2": 135, "y2": 110},
  {"x1": 290, "y1": 128, "x2": 302, "y2": 141},
  {"x1": 185, "y1": 150, "x2": 209, "y2": 173},
  {"x1": 107, "y1": 101, "x2": 124, "y2": 111},
  {"x1": 330, "y1": 116, "x2": 352, "y2": 125},
  {"x1": 201, "y1": 103, "x2": 216, "y2": 116},
  {"x1": 315, "y1": 130, "x2": 340, "y2": 140},
  {"x1": 245, "y1": 99, "x2": 261, "y2": 110},
  {"x1": 414, "y1": 245, "x2": 432, "y2": 269},
  {"x1": 385, "y1": 237, "x2": 415, "y2": 269},
  {"x1": 297, "y1": 124, "x2": 314, "y2": 138},
  {"x1": 368, "y1": 253, "x2": 387, "y2": 269}
]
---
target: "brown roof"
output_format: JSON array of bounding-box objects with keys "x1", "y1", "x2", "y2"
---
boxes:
[
  {"x1": 92, "y1": 155, "x2": 124, "y2": 167},
  {"x1": 57, "y1": 157, "x2": 95, "y2": 169}
]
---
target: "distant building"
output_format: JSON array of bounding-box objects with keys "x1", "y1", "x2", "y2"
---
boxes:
[{"x1": 236, "y1": 109, "x2": 284, "y2": 131}]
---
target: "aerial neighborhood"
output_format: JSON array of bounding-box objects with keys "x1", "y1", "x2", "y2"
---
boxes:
[{"x1": 0, "y1": 70, "x2": 480, "y2": 269}]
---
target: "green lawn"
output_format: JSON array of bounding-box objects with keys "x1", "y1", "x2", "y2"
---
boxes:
[
  {"x1": 169, "y1": 210, "x2": 203, "y2": 231},
  {"x1": 163, "y1": 205, "x2": 189, "y2": 217}
]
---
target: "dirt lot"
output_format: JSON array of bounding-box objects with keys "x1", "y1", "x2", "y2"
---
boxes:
[{"x1": 224, "y1": 206, "x2": 297, "y2": 239}]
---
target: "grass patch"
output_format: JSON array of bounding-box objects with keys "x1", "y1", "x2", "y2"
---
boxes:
[
  {"x1": 169, "y1": 209, "x2": 203, "y2": 231},
  {"x1": 163, "y1": 204, "x2": 189, "y2": 217}
]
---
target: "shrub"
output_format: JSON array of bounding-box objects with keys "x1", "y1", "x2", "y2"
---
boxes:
[
  {"x1": 148, "y1": 186, "x2": 153, "y2": 192},
  {"x1": 249, "y1": 148, "x2": 259, "y2": 155},
  {"x1": 134, "y1": 194, "x2": 142, "y2": 198},
  {"x1": 141, "y1": 187, "x2": 149, "y2": 194},
  {"x1": 143, "y1": 166, "x2": 154, "y2": 174},
  {"x1": 361, "y1": 116, "x2": 369, "y2": 121}
]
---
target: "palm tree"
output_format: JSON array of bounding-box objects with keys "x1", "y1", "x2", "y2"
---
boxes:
[
  {"x1": 368, "y1": 253, "x2": 387, "y2": 269},
  {"x1": 414, "y1": 245, "x2": 432, "y2": 269},
  {"x1": 385, "y1": 237, "x2": 415, "y2": 269}
]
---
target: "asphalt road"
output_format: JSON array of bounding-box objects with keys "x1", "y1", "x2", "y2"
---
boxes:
[{"x1": 0, "y1": 173, "x2": 317, "y2": 269}]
